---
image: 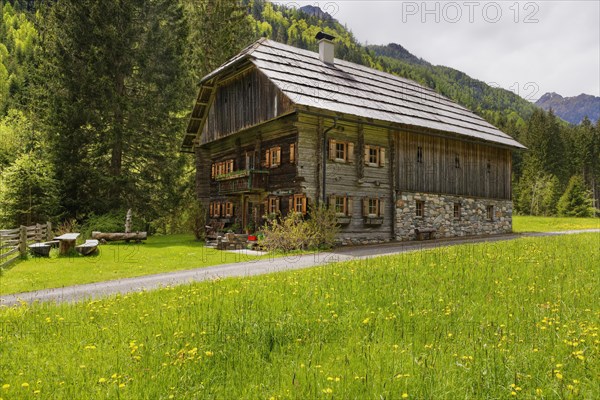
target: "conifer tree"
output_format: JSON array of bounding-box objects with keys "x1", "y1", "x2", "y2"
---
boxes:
[{"x1": 37, "y1": 0, "x2": 188, "y2": 219}]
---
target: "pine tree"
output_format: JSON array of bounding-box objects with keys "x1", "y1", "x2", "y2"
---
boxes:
[
  {"x1": 556, "y1": 175, "x2": 595, "y2": 217},
  {"x1": 183, "y1": 0, "x2": 255, "y2": 85},
  {"x1": 37, "y1": 0, "x2": 188, "y2": 220}
]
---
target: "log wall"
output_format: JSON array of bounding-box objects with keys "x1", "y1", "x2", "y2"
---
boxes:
[
  {"x1": 200, "y1": 68, "x2": 294, "y2": 145},
  {"x1": 396, "y1": 131, "x2": 512, "y2": 200}
]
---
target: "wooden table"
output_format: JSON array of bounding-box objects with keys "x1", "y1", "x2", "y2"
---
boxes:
[{"x1": 54, "y1": 233, "x2": 80, "y2": 255}]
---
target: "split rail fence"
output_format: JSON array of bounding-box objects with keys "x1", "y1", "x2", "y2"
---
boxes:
[{"x1": 0, "y1": 222, "x2": 52, "y2": 269}]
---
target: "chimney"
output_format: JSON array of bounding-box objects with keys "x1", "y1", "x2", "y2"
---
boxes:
[{"x1": 315, "y1": 31, "x2": 335, "y2": 64}]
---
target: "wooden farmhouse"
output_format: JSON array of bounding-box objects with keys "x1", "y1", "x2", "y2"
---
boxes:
[{"x1": 182, "y1": 34, "x2": 525, "y2": 244}]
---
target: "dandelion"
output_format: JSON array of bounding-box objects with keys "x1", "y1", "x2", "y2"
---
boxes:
[
  {"x1": 204, "y1": 351, "x2": 214, "y2": 357},
  {"x1": 362, "y1": 318, "x2": 370, "y2": 324},
  {"x1": 555, "y1": 372, "x2": 563, "y2": 380},
  {"x1": 322, "y1": 388, "x2": 333, "y2": 394},
  {"x1": 2, "y1": 384, "x2": 10, "y2": 390},
  {"x1": 21, "y1": 383, "x2": 29, "y2": 389},
  {"x1": 402, "y1": 394, "x2": 409, "y2": 399},
  {"x1": 98, "y1": 378, "x2": 107, "y2": 384}
]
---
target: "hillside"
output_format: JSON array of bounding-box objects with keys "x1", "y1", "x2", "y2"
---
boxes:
[
  {"x1": 246, "y1": 2, "x2": 538, "y2": 131},
  {"x1": 535, "y1": 92, "x2": 600, "y2": 124},
  {"x1": 367, "y1": 43, "x2": 539, "y2": 130}
]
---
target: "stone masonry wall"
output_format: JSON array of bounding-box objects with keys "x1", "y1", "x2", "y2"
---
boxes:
[{"x1": 395, "y1": 192, "x2": 512, "y2": 241}]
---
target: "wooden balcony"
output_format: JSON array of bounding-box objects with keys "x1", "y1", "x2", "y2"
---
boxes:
[{"x1": 216, "y1": 170, "x2": 269, "y2": 194}]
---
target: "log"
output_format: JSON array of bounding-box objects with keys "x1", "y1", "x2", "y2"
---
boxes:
[{"x1": 91, "y1": 232, "x2": 147, "y2": 242}]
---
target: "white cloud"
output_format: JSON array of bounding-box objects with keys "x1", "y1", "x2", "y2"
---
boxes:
[{"x1": 275, "y1": 0, "x2": 600, "y2": 99}]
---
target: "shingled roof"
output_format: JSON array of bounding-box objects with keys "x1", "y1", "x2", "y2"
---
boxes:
[{"x1": 182, "y1": 38, "x2": 525, "y2": 151}]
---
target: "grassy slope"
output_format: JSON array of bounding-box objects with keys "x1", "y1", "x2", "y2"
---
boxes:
[
  {"x1": 0, "y1": 235, "x2": 268, "y2": 295},
  {"x1": 513, "y1": 216, "x2": 600, "y2": 233},
  {"x1": 0, "y1": 234, "x2": 598, "y2": 399}
]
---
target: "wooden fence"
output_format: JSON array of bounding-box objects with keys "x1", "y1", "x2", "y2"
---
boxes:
[{"x1": 0, "y1": 222, "x2": 52, "y2": 269}]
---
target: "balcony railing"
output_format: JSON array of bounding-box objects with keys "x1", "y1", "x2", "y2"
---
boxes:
[{"x1": 217, "y1": 170, "x2": 269, "y2": 194}]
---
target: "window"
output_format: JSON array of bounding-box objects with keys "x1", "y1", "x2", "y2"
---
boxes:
[
  {"x1": 362, "y1": 198, "x2": 384, "y2": 218},
  {"x1": 224, "y1": 202, "x2": 234, "y2": 218},
  {"x1": 454, "y1": 154, "x2": 460, "y2": 169},
  {"x1": 486, "y1": 205, "x2": 494, "y2": 221},
  {"x1": 265, "y1": 147, "x2": 281, "y2": 168},
  {"x1": 417, "y1": 146, "x2": 423, "y2": 163},
  {"x1": 364, "y1": 145, "x2": 386, "y2": 167},
  {"x1": 268, "y1": 197, "x2": 280, "y2": 214},
  {"x1": 330, "y1": 196, "x2": 352, "y2": 217},
  {"x1": 245, "y1": 152, "x2": 255, "y2": 171},
  {"x1": 289, "y1": 143, "x2": 296, "y2": 164},
  {"x1": 211, "y1": 159, "x2": 234, "y2": 178},
  {"x1": 328, "y1": 139, "x2": 354, "y2": 163},
  {"x1": 209, "y1": 201, "x2": 222, "y2": 218},
  {"x1": 453, "y1": 203, "x2": 461, "y2": 220},
  {"x1": 293, "y1": 194, "x2": 307, "y2": 214},
  {"x1": 415, "y1": 200, "x2": 424, "y2": 217}
]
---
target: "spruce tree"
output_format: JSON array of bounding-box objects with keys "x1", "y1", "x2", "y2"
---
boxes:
[{"x1": 37, "y1": 0, "x2": 188, "y2": 219}]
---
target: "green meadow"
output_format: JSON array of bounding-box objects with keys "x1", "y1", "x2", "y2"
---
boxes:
[
  {"x1": 0, "y1": 235, "x2": 268, "y2": 295},
  {"x1": 0, "y1": 233, "x2": 598, "y2": 399},
  {"x1": 512, "y1": 216, "x2": 599, "y2": 233}
]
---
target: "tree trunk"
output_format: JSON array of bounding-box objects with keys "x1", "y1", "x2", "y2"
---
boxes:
[{"x1": 91, "y1": 232, "x2": 147, "y2": 241}]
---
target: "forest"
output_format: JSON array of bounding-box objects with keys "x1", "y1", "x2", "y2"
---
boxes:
[{"x1": 0, "y1": 0, "x2": 598, "y2": 231}]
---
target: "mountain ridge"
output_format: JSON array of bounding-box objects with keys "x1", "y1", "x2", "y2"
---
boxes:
[{"x1": 535, "y1": 92, "x2": 599, "y2": 124}]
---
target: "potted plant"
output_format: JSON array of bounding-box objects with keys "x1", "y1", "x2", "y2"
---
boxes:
[{"x1": 245, "y1": 222, "x2": 255, "y2": 235}]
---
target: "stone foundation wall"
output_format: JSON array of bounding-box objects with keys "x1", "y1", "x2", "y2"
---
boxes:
[{"x1": 395, "y1": 192, "x2": 512, "y2": 241}]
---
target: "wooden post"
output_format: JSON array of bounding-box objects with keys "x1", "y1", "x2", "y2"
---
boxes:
[
  {"x1": 35, "y1": 223, "x2": 41, "y2": 242},
  {"x1": 19, "y1": 226, "x2": 27, "y2": 255},
  {"x1": 46, "y1": 221, "x2": 52, "y2": 241}
]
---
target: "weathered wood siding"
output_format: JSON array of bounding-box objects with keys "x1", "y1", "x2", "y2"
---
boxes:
[
  {"x1": 200, "y1": 68, "x2": 294, "y2": 145},
  {"x1": 396, "y1": 131, "x2": 512, "y2": 200},
  {"x1": 296, "y1": 113, "x2": 393, "y2": 241}
]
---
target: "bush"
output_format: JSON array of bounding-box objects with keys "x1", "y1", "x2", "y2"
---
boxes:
[
  {"x1": 185, "y1": 201, "x2": 206, "y2": 241},
  {"x1": 557, "y1": 175, "x2": 596, "y2": 217},
  {"x1": 259, "y1": 205, "x2": 338, "y2": 252},
  {"x1": 80, "y1": 211, "x2": 145, "y2": 239}
]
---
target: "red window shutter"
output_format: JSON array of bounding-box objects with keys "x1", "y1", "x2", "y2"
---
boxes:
[
  {"x1": 329, "y1": 139, "x2": 336, "y2": 160},
  {"x1": 347, "y1": 197, "x2": 353, "y2": 216},
  {"x1": 347, "y1": 142, "x2": 354, "y2": 163},
  {"x1": 289, "y1": 143, "x2": 295, "y2": 163},
  {"x1": 362, "y1": 198, "x2": 368, "y2": 217},
  {"x1": 364, "y1": 145, "x2": 370, "y2": 164},
  {"x1": 288, "y1": 196, "x2": 293, "y2": 213},
  {"x1": 301, "y1": 196, "x2": 307, "y2": 214},
  {"x1": 379, "y1": 147, "x2": 386, "y2": 167},
  {"x1": 265, "y1": 150, "x2": 270, "y2": 168},
  {"x1": 275, "y1": 198, "x2": 280, "y2": 212}
]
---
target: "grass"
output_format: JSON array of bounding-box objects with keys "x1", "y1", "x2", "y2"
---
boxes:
[
  {"x1": 0, "y1": 235, "x2": 268, "y2": 295},
  {"x1": 513, "y1": 215, "x2": 599, "y2": 233},
  {"x1": 0, "y1": 233, "x2": 598, "y2": 399}
]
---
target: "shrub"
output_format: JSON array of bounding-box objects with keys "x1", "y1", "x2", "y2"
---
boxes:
[
  {"x1": 80, "y1": 211, "x2": 145, "y2": 238},
  {"x1": 185, "y1": 201, "x2": 206, "y2": 241},
  {"x1": 259, "y1": 205, "x2": 338, "y2": 252}
]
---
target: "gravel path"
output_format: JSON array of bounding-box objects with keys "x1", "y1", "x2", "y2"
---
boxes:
[{"x1": 1, "y1": 229, "x2": 598, "y2": 307}]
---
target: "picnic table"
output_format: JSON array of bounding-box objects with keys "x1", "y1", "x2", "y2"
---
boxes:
[{"x1": 54, "y1": 233, "x2": 80, "y2": 255}]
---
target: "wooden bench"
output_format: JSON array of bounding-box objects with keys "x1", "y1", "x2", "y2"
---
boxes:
[
  {"x1": 415, "y1": 228, "x2": 437, "y2": 240},
  {"x1": 29, "y1": 243, "x2": 52, "y2": 257},
  {"x1": 76, "y1": 239, "x2": 99, "y2": 256}
]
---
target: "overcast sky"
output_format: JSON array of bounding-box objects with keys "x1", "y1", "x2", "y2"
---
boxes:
[{"x1": 275, "y1": 1, "x2": 600, "y2": 101}]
